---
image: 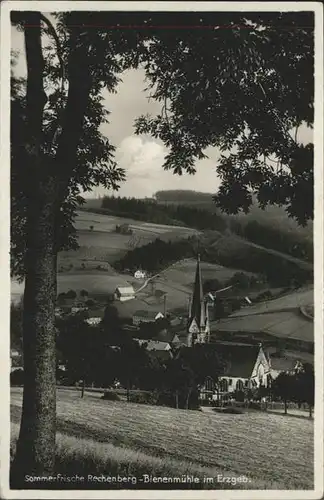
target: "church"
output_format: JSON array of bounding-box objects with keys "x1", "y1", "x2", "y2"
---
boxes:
[
  {"x1": 184, "y1": 255, "x2": 272, "y2": 400},
  {"x1": 186, "y1": 254, "x2": 210, "y2": 346}
]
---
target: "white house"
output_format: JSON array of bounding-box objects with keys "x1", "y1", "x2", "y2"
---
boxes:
[
  {"x1": 115, "y1": 285, "x2": 135, "y2": 302},
  {"x1": 86, "y1": 317, "x2": 102, "y2": 326},
  {"x1": 132, "y1": 310, "x2": 164, "y2": 326},
  {"x1": 134, "y1": 270, "x2": 146, "y2": 280}
]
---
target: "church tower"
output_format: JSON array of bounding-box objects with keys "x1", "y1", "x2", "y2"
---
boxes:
[{"x1": 187, "y1": 255, "x2": 210, "y2": 346}]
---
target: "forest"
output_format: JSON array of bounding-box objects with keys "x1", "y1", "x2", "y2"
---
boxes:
[
  {"x1": 114, "y1": 235, "x2": 312, "y2": 288},
  {"x1": 99, "y1": 194, "x2": 313, "y2": 262}
]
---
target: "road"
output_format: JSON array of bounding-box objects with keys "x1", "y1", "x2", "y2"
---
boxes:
[{"x1": 133, "y1": 273, "x2": 161, "y2": 294}]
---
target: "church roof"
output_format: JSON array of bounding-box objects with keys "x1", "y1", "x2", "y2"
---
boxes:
[{"x1": 215, "y1": 343, "x2": 261, "y2": 378}]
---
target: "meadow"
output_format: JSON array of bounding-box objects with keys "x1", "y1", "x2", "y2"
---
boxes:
[{"x1": 10, "y1": 388, "x2": 314, "y2": 490}]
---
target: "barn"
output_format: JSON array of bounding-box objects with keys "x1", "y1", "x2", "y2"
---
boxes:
[
  {"x1": 132, "y1": 310, "x2": 164, "y2": 326},
  {"x1": 115, "y1": 285, "x2": 135, "y2": 302}
]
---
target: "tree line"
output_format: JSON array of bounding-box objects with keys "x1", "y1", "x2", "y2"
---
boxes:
[
  {"x1": 99, "y1": 194, "x2": 313, "y2": 263},
  {"x1": 101, "y1": 195, "x2": 228, "y2": 231},
  {"x1": 114, "y1": 236, "x2": 312, "y2": 288}
]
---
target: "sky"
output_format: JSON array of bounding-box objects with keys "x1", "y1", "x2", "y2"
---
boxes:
[{"x1": 11, "y1": 22, "x2": 313, "y2": 200}]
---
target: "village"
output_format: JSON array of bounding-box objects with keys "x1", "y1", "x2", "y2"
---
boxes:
[{"x1": 11, "y1": 254, "x2": 314, "y2": 411}]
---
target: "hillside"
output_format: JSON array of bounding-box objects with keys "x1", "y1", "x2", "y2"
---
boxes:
[
  {"x1": 154, "y1": 190, "x2": 313, "y2": 241},
  {"x1": 58, "y1": 210, "x2": 199, "y2": 272},
  {"x1": 10, "y1": 387, "x2": 314, "y2": 490}
]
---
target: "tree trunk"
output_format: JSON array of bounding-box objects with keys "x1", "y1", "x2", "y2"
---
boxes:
[
  {"x1": 11, "y1": 12, "x2": 58, "y2": 486},
  {"x1": 185, "y1": 388, "x2": 192, "y2": 410},
  {"x1": 81, "y1": 378, "x2": 85, "y2": 398},
  {"x1": 284, "y1": 399, "x2": 288, "y2": 414},
  {"x1": 309, "y1": 405, "x2": 313, "y2": 418},
  {"x1": 175, "y1": 390, "x2": 179, "y2": 409},
  {"x1": 11, "y1": 179, "x2": 58, "y2": 484}
]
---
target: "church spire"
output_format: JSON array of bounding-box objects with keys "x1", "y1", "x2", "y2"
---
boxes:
[
  {"x1": 187, "y1": 254, "x2": 210, "y2": 345},
  {"x1": 190, "y1": 254, "x2": 205, "y2": 326}
]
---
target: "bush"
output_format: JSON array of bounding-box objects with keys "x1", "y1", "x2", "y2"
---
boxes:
[
  {"x1": 10, "y1": 369, "x2": 24, "y2": 386},
  {"x1": 85, "y1": 299, "x2": 95, "y2": 307},
  {"x1": 248, "y1": 401, "x2": 262, "y2": 410},
  {"x1": 65, "y1": 289, "x2": 77, "y2": 299},
  {"x1": 128, "y1": 391, "x2": 157, "y2": 405},
  {"x1": 101, "y1": 391, "x2": 121, "y2": 401}
]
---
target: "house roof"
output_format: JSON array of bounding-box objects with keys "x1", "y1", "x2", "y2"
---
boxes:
[
  {"x1": 116, "y1": 286, "x2": 135, "y2": 295},
  {"x1": 214, "y1": 343, "x2": 261, "y2": 378},
  {"x1": 270, "y1": 356, "x2": 298, "y2": 372},
  {"x1": 156, "y1": 329, "x2": 181, "y2": 345},
  {"x1": 134, "y1": 338, "x2": 171, "y2": 351},
  {"x1": 133, "y1": 310, "x2": 163, "y2": 319},
  {"x1": 146, "y1": 340, "x2": 171, "y2": 351}
]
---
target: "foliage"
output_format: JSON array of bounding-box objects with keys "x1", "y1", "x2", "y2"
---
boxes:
[
  {"x1": 11, "y1": 13, "x2": 128, "y2": 279},
  {"x1": 101, "y1": 391, "x2": 121, "y2": 401},
  {"x1": 203, "y1": 278, "x2": 223, "y2": 294},
  {"x1": 101, "y1": 195, "x2": 227, "y2": 231},
  {"x1": 65, "y1": 289, "x2": 77, "y2": 299},
  {"x1": 230, "y1": 219, "x2": 313, "y2": 262},
  {"x1": 132, "y1": 12, "x2": 314, "y2": 226},
  {"x1": 271, "y1": 372, "x2": 298, "y2": 413},
  {"x1": 11, "y1": 369, "x2": 24, "y2": 386},
  {"x1": 115, "y1": 234, "x2": 312, "y2": 287},
  {"x1": 128, "y1": 391, "x2": 158, "y2": 405},
  {"x1": 294, "y1": 363, "x2": 314, "y2": 416},
  {"x1": 228, "y1": 272, "x2": 251, "y2": 290}
]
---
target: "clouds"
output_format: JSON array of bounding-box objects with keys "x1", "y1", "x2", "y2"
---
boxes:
[
  {"x1": 11, "y1": 24, "x2": 313, "y2": 201},
  {"x1": 99, "y1": 135, "x2": 221, "y2": 199}
]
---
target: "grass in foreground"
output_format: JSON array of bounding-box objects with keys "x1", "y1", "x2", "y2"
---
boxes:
[{"x1": 10, "y1": 388, "x2": 314, "y2": 490}]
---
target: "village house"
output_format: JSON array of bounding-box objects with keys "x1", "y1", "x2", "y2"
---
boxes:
[
  {"x1": 134, "y1": 269, "x2": 147, "y2": 280},
  {"x1": 86, "y1": 317, "x2": 102, "y2": 326},
  {"x1": 115, "y1": 285, "x2": 135, "y2": 302},
  {"x1": 132, "y1": 310, "x2": 164, "y2": 326},
  {"x1": 134, "y1": 339, "x2": 173, "y2": 361}
]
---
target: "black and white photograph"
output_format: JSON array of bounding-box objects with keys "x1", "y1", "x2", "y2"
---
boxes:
[{"x1": 1, "y1": 2, "x2": 323, "y2": 498}]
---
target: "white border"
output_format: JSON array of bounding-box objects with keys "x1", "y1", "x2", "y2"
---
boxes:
[{"x1": 1, "y1": 2, "x2": 323, "y2": 500}]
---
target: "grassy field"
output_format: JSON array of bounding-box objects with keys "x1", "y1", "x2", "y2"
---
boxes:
[
  {"x1": 58, "y1": 210, "x2": 199, "y2": 271},
  {"x1": 10, "y1": 388, "x2": 314, "y2": 490}
]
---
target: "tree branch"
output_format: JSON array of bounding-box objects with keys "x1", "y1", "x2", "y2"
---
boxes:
[{"x1": 40, "y1": 14, "x2": 67, "y2": 154}]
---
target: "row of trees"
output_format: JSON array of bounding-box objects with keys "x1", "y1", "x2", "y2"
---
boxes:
[
  {"x1": 55, "y1": 313, "x2": 227, "y2": 410},
  {"x1": 115, "y1": 234, "x2": 312, "y2": 288},
  {"x1": 270, "y1": 366, "x2": 315, "y2": 417},
  {"x1": 101, "y1": 195, "x2": 228, "y2": 231}
]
